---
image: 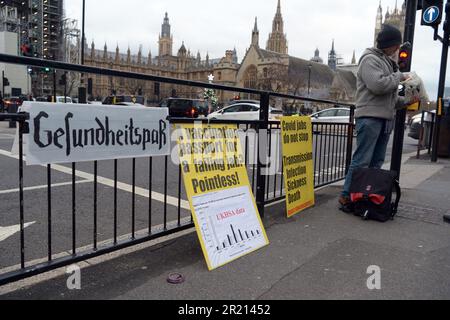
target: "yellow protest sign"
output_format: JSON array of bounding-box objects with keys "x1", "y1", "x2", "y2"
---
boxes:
[
  {"x1": 281, "y1": 117, "x2": 315, "y2": 218},
  {"x1": 175, "y1": 123, "x2": 269, "y2": 271}
]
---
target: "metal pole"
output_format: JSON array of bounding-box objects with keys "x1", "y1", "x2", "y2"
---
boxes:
[
  {"x1": 81, "y1": 0, "x2": 85, "y2": 66},
  {"x1": 390, "y1": 0, "x2": 417, "y2": 178},
  {"x1": 53, "y1": 69, "x2": 56, "y2": 103},
  {"x1": 64, "y1": 71, "x2": 67, "y2": 103},
  {"x1": 78, "y1": 0, "x2": 87, "y2": 104},
  {"x1": 1, "y1": 70, "x2": 4, "y2": 113},
  {"x1": 2, "y1": 70, "x2": 5, "y2": 99},
  {"x1": 431, "y1": 2, "x2": 450, "y2": 162},
  {"x1": 256, "y1": 92, "x2": 270, "y2": 218}
]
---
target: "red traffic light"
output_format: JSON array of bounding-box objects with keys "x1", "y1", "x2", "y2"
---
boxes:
[
  {"x1": 399, "y1": 51, "x2": 409, "y2": 59},
  {"x1": 398, "y1": 42, "x2": 412, "y2": 72}
]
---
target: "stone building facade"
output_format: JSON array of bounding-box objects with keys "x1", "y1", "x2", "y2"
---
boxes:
[
  {"x1": 237, "y1": 1, "x2": 356, "y2": 104},
  {"x1": 84, "y1": 12, "x2": 239, "y2": 103},
  {"x1": 85, "y1": 0, "x2": 357, "y2": 106}
]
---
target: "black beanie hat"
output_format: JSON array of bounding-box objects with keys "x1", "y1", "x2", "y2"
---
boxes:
[{"x1": 377, "y1": 24, "x2": 402, "y2": 49}]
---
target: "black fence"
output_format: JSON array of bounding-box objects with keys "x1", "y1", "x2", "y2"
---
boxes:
[
  {"x1": 414, "y1": 110, "x2": 436, "y2": 158},
  {"x1": 0, "y1": 53, "x2": 354, "y2": 286}
]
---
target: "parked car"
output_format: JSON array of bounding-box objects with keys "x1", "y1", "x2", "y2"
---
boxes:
[
  {"x1": 162, "y1": 98, "x2": 208, "y2": 118},
  {"x1": 103, "y1": 95, "x2": 145, "y2": 105},
  {"x1": 409, "y1": 111, "x2": 435, "y2": 140},
  {"x1": 56, "y1": 96, "x2": 73, "y2": 103},
  {"x1": 228, "y1": 99, "x2": 260, "y2": 106},
  {"x1": 3, "y1": 97, "x2": 24, "y2": 113},
  {"x1": 114, "y1": 102, "x2": 146, "y2": 107},
  {"x1": 207, "y1": 103, "x2": 283, "y2": 121},
  {"x1": 270, "y1": 108, "x2": 284, "y2": 121},
  {"x1": 33, "y1": 96, "x2": 73, "y2": 103},
  {"x1": 88, "y1": 101, "x2": 103, "y2": 105},
  {"x1": 310, "y1": 107, "x2": 352, "y2": 123}
]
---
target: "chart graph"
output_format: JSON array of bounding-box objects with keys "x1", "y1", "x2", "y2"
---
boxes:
[
  {"x1": 192, "y1": 186, "x2": 269, "y2": 269},
  {"x1": 216, "y1": 224, "x2": 262, "y2": 251}
]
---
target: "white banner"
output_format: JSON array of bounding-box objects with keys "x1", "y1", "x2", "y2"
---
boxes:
[{"x1": 22, "y1": 102, "x2": 170, "y2": 165}]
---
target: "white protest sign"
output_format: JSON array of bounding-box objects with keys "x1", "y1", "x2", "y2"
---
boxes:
[
  {"x1": 191, "y1": 186, "x2": 268, "y2": 270},
  {"x1": 23, "y1": 102, "x2": 170, "y2": 165}
]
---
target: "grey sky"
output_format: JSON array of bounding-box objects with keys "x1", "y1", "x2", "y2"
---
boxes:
[{"x1": 65, "y1": 0, "x2": 448, "y2": 100}]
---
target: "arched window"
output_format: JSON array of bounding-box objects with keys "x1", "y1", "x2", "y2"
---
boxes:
[{"x1": 243, "y1": 65, "x2": 258, "y2": 89}]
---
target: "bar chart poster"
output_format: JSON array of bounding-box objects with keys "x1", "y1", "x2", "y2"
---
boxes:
[
  {"x1": 191, "y1": 186, "x2": 269, "y2": 270},
  {"x1": 176, "y1": 124, "x2": 269, "y2": 270}
]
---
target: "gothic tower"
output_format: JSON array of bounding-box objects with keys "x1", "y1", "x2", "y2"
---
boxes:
[
  {"x1": 375, "y1": 1, "x2": 383, "y2": 45},
  {"x1": 266, "y1": 0, "x2": 288, "y2": 54},
  {"x1": 158, "y1": 12, "x2": 173, "y2": 56},
  {"x1": 374, "y1": 1, "x2": 406, "y2": 47},
  {"x1": 328, "y1": 40, "x2": 337, "y2": 71},
  {"x1": 252, "y1": 17, "x2": 259, "y2": 47},
  {"x1": 385, "y1": 0, "x2": 406, "y2": 35}
]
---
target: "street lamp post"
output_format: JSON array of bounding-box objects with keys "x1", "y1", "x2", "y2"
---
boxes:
[
  {"x1": 307, "y1": 64, "x2": 312, "y2": 113},
  {"x1": 307, "y1": 64, "x2": 312, "y2": 97},
  {"x1": 390, "y1": 0, "x2": 417, "y2": 178},
  {"x1": 78, "y1": 0, "x2": 87, "y2": 103},
  {"x1": 81, "y1": 0, "x2": 85, "y2": 66}
]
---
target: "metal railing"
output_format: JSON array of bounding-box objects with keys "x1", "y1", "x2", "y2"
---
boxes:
[
  {"x1": 415, "y1": 110, "x2": 436, "y2": 158},
  {"x1": 0, "y1": 53, "x2": 355, "y2": 286}
]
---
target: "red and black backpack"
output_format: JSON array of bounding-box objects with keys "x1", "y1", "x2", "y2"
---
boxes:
[{"x1": 349, "y1": 168, "x2": 401, "y2": 222}]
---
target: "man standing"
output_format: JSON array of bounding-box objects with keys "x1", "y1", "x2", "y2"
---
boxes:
[{"x1": 339, "y1": 24, "x2": 415, "y2": 211}]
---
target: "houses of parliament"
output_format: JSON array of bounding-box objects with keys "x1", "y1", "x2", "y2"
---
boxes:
[{"x1": 85, "y1": 0, "x2": 406, "y2": 105}]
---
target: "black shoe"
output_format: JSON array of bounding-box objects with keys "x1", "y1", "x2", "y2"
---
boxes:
[{"x1": 339, "y1": 196, "x2": 355, "y2": 214}]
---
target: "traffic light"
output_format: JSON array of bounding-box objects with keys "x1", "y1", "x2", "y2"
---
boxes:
[
  {"x1": 138, "y1": 87, "x2": 143, "y2": 96},
  {"x1": 42, "y1": 67, "x2": 51, "y2": 73},
  {"x1": 398, "y1": 42, "x2": 413, "y2": 72},
  {"x1": 421, "y1": 0, "x2": 444, "y2": 26}
]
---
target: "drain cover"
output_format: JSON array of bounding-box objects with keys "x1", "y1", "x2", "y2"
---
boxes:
[
  {"x1": 397, "y1": 203, "x2": 446, "y2": 225},
  {"x1": 167, "y1": 273, "x2": 185, "y2": 284}
]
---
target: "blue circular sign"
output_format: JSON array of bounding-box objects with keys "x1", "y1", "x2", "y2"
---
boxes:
[{"x1": 423, "y1": 6, "x2": 440, "y2": 24}]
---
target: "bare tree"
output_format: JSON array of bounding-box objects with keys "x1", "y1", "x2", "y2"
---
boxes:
[
  {"x1": 257, "y1": 64, "x2": 288, "y2": 93},
  {"x1": 61, "y1": 19, "x2": 81, "y2": 97}
]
